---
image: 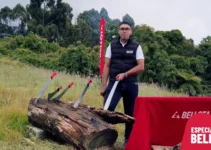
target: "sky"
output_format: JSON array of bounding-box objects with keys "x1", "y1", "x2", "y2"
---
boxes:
[{"x1": 1, "y1": 0, "x2": 210, "y2": 45}]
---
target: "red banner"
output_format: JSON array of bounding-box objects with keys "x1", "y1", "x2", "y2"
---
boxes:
[{"x1": 99, "y1": 18, "x2": 105, "y2": 77}]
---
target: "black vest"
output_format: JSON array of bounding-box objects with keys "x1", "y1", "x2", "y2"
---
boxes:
[{"x1": 109, "y1": 38, "x2": 139, "y2": 82}]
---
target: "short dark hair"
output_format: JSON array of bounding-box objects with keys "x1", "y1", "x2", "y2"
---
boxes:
[{"x1": 119, "y1": 21, "x2": 132, "y2": 27}]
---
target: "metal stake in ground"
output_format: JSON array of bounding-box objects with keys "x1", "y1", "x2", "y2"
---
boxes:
[
  {"x1": 104, "y1": 80, "x2": 119, "y2": 110},
  {"x1": 73, "y1": 80, "x2": 92, "y2": 108},
  {"x1": 34, "y1": 72, "x2": 57, "y2": 103},
  {"x1": 51, "y1": 82, "x2": 74, "y2": 102},
  {"x1": 48, "y1": 85, "x2": 63, "y2": 100}
]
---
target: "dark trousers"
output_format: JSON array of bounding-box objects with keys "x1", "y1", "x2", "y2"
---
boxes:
[{"x1": 104, "y1": 80, "x2": 138, "y2": 141}]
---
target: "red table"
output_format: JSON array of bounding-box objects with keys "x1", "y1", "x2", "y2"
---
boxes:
[{"x1": 125, "y1": 97, "x2": 211, "y2": 150}]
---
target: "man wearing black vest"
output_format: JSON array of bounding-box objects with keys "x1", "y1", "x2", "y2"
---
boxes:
[{"x1": 100, "y1": 21, "x2": 145, "y2": 146}]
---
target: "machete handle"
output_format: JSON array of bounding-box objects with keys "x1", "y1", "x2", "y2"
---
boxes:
[
  {"x1": 50, "y1": 72, "x2": 57, "y2": 79},
  {"x1": 87, "y1": 80, "x2": 92, "y2": 85},
  {"x1": 58, "y1": 85, "x2": 62, "y2": 90},
  {"x1": 68, "y1": 82, "x2": 74, "y2": 88}
]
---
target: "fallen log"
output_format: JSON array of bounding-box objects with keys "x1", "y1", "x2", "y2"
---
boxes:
[
  {"x1": 68, "y1": 102, "x2": 135, "y2": 124},
  {"x1": 28, "y1": 98, "x2": 134, "y2": 149}
]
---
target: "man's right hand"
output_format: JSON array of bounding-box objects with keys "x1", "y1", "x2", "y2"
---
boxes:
[{"x1": 100, "y1": 85, "x2": 107, "y2": 97}]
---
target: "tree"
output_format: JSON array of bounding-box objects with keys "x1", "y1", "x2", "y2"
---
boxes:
[
  {"x1": 105, "y1": 22, "x2": 118, "y2": 42},
  {"x1": 78, "y1": 9, "x2": 100, "y2": 30},
  {"x1": 12, "y1": 4, "x2": 28, "y2": 34},
  {"x1": 122, "y1": 14, "x2": 135, "y2": 28},
  {"x1": 133, "y1": 24, "x2": 155, "y2": 45},
  {"x1": 201, "y1": 36, "x2": 211, "y2": 44},
  {"x1": 99, "y1": 8, "x2": 111, "y2": 24},
  {"x1": 198, "y1": 41, "x2": 211, "y2": 95},
  {"x1": 0, "y1": 6, "x2": 14, "y2": 35},
  {"x1": 58, "y1": 43, "x2": 99, "y2": 75},
  {"x1": 76, "y1": 19, "x2": 94, "y2": 46},
  {"x1": 26, "y1": 0, "x2": 73, "y2": 43},
  {"x1": 111, "y1": 19, "x2": 121, "y2": 25},
  {"x1": 0, "y1": 6, "x2": 13, "y2": 25}
]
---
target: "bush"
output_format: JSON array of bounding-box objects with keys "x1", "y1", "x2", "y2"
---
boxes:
[
  {"x1": 0, "y1": 45, "x2": 9, "y2": 55},
  {"x1": 16, "y1": 32, "x2": 59, "y2": 53},
  {"x1": 6, "y1": 35, "x2": 24, "y2": 50},
  {"x1": 58, "y1": 43, "x2": 99, "y2": 75}
]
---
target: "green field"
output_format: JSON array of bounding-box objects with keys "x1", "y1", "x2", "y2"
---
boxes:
[{"x1": 0, "y1": 57, "x2": 186, "y2": 150}]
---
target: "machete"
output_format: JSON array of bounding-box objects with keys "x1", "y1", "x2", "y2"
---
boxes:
[
  {"x1": 103, "y1": 80, "x2": 119, "y2": 110},
  {"x1": 73, "y1": 80, "x2": 92, "y2": 108},
  {"x1": 47, "y1": 85, "x2": 63, "y2": 100},
  {"x1": 34, "y1": 72, "x2": 57, "y2": 103},
  {"x1": 51, "y1": 81, "x2": 74, "y2": 102}
]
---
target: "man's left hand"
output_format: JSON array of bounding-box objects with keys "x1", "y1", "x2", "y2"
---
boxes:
[{"x1": 116, "y1": 73, "x2": 125, "y2": 81}]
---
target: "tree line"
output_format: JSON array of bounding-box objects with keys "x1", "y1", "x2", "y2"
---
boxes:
[{"x1": 0, "y1": 0, "x2": 211, "y2": 96}]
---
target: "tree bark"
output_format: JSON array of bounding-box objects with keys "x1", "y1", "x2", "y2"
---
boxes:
[{"x1": 28, "y1": 98, "x2": 134, "y2": 149}]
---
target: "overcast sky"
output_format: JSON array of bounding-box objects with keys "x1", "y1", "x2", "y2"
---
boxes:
[{"x1": 1, "y1": 0, "x2": 210, "y2": 45}]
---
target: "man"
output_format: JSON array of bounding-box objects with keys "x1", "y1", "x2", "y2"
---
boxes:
[{"x1": 100, "y1": 21, "x2": 145, "y2": 145}]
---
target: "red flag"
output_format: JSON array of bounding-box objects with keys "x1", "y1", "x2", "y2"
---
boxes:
[{"x1": 99, "y1": 18, "x2": 105, "y2": 77}]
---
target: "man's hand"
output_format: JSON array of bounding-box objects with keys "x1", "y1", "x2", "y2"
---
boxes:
[
  {"x1": 116, "y1": 73, "x2": 125, "y2": 81},
  {"x1": 100, "y1": 85, "x2": 107, "y2": 97}
]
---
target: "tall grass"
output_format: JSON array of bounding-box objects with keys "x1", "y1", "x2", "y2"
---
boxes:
[{"x1": 0, "y1": 57, "x2": 186, "y2": 149}]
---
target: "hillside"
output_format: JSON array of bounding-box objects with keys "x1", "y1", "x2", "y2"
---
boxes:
[{"x1": 0, "y1": 57, "x2": 186, "y2": 149}]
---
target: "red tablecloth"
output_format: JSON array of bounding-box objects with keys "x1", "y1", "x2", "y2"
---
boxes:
[{"x1": 125, "y1": 97, "x2": 211, "y2": 150}]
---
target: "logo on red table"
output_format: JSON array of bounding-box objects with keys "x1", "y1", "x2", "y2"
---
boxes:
[
  {"x1": 172, "y1": 111, "x2": 180, "y2": 119},
  {"x1": 172, "y1": 111, "x2": 210, "y2": 119}
]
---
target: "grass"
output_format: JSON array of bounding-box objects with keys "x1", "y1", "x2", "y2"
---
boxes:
[{"x1": 0, "y1": 57, "x2": 186, "y2": 149}]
